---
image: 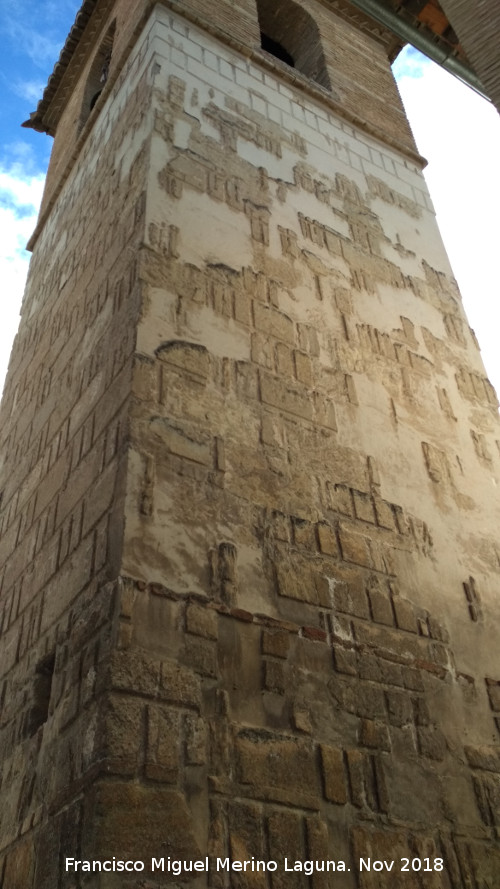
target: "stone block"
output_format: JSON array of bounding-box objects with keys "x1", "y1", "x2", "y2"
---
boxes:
[
  {"x1": 370, "y1": 543, "x2": 395, "y2": 576},
  {"x1": 132, "y1": 354, "x2": 158, "y2": 403},
  {"x1": 236, "y1": 729, "x2": 319, "y2": 807},
  {"x1": 260, "y1": 372, "x2": 313, "y2": 421},
  {"x1": 293, "y1": 707, "x2": 313, "y2": 733},
  {"x1": 186, "y1": 603, "x2": 218, "y2": 639},
  {"x1": 268, "y1": 811, "x2": 304, "y2": 889},
  {"x1": 297, "y1": 323, "x2": 320, "y2": 356},
  {"x1": 354, "y1": 684, "x2": 387, "y2": 720},
  {"x1": 90, "y1": 782, "x2": 201, "y2": 863},
  {"x1": 339, "y1": 525, "x2": 372, "y2": 569},
  {"x1": 334, "y1": 646, "x2": 358, "y2": 676},
  {"x1": 353, "y1": 491, "x2": 376, "y2": 524},
  {"x1": 486, "y1": 679, "x2": 500, "y2": 712},
  {"x1": 272, "y1": 512, "x2": 291, "y2": 543},
  {"x1": 316, "y1": 522, "x2": 338, "y2": 556},
  {"x1": 104, "y1": 695, "x2": 146, "y2": 775},
  {"x1": 320, "y1": 745, "x2": 348, "y2": 804},
  {"x1": 393, "y1": 597, "x2": 418, "y2": 633},
  {"x1": 110, "y1": 649, "x2": 160, "y2": 697},
  {"x1": 261, "y1": 411, "x2": 284, "y2": 447},
  {"x1": 81, "y1": 459, "x2": 117, "y2": 537},
  {"x1": 306, "y1": 816, "x2": 331, "y2": 888},
  {"x1": 357, "y1": 652, "x2": 382, "y2": 682},
  {"x1": 261, "y1": 629, "x2": 290, "y2": 658},
  {"x1": 294, "y1": 350, "x2": 313, "y2": 386},
  {"x1": 401, "y1": 666, "x2": 425, "y2": 691},
  {"x1": 292, "y1": 517, "x2": 316, "y2": 549},
  {"x1": 360, "y1": 719, "x2": 391, "y2": 751},
  {"x1": 373, "y1": 498, "x2": 397, "y2": 530},
  {"x1": 276, "y1": 342, "x2": 294, "y2": 377},
  {"x1": 417, "y1": 726, "x2": 446, "y2": 761},
  {"x1": 351, "y1": 827, "x2": 417, "y2": 885},
  {"x1": 346, "y1": 750, "x2": 368, "y2": 809},
  {"x1": 145, "y1": 706, "x2": 181, "y2": 782},
  {"x1": 183, "y1": 636, "x2": 218, "y2": 677},
  {"x1": 185, "y1": 715, "x2": 207, "y2": 765},
  {"x1": 313, "y1": 393, "x2": 337, "y2": 431},
  {"x1": 150, "y1": 417, "x2": 211, "y2": 465},
  {"x1": 228, "y1": 801, "x2": 267, "y2": 889},
  {"x1": 465, "y1": 745, "x2": 500, "y2": 772},
  {"x1": 251, "y1": 332, "x2": 274, "y2": 369},
  {"x1": 332, "y1": 579, "x2": 370, "y2": 620},
  {"x1": 234, "y1": 361, "x2": 259, "y2": 401},
  {"x1": 427, "y1": 617, "x2": 449, "y2": 643},
  {"x1": 234, "y1": 290, "x2": 251, "y2": 325},
  {"x1": 160, "y1": 659, "x2": 202, "y2": 707},
  {"x1": 385, "y1": 691, "x2": 413, "y2": 727},
  {"x1": 275, "y1": 554, "x2": 331, "y2": 607},
  {"x1": 253, "y1": 303, "x2": 294, "y2": 344},
  {"x1": 368, "y1": 586, "x2": 394, "y2": 626},
  {"x1": 378, "y1": 659, "x2": 404, "y2": 688},
  {"x1": 263, "y1": 659, "x2": 286, "y2": 693}
]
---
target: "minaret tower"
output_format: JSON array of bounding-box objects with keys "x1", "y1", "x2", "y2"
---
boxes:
[{"x1": 1, "y1": 1, "x2": 499, "y2": 886}]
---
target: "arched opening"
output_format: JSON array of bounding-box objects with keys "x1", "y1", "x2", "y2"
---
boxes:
[
  {"x1": 256, "y1": 0, "x2": 331, "y2": 90},
  {"x1": 80, "y1": 21, "x2": 116, "y2": 127},
  {"x1": 260, "y1": 32, "x2": 295, "y2": 68}
]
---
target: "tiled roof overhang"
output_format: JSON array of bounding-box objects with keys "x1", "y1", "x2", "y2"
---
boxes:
[
  {"x1": 22, "y1": 0, "x2": 103, "y2": 134},
  {"x1": 22, "y1": 0, "x2": 493, "y2": 136},
  {"x1": 346, "y1": 0, "x2": 489, "y2": 99}
]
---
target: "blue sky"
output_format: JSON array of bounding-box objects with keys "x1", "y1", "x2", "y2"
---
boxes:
[
  {"x1": 0, "y1": 1, "x2": 78, "y2": 389},
  {"x1": 1, "y1": 4, "x2": 500, "y2": 399},
  {"x1": 1, "y1": 1, "x2": 77, "y2": 166}
]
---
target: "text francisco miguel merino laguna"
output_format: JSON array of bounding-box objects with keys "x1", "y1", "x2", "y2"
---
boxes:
[{"x1": 65, "y1": 858, "x2": 350, "y2": 875}]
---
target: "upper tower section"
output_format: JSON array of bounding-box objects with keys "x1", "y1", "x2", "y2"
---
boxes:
[{"x1": 25, "y1": 0, "x2": 418, "y2": 240}]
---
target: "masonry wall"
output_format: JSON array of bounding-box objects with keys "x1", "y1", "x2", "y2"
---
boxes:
[
  {"x1": 0, "y1": 21, "x2": 154, "y2": 886},
  {"x1": 1, "y1": 1, "x2": 500, "y2": 887},
  {"x1": 118, "y1": 5, "x2": 500, "y2": 885}
]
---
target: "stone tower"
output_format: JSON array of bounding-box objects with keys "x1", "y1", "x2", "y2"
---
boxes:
[{"x1": 1, "y1": 1, "x2": 499, "y2": 886}]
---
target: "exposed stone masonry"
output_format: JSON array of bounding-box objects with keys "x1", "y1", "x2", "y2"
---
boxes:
[{"x1": 0, "y1": 1, "x2": 499, "y2": 887}]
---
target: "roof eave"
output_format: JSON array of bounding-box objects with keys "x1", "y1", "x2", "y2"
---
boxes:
[{"x1": 21, "y1": 0, "x2": 101, "y2": 133}]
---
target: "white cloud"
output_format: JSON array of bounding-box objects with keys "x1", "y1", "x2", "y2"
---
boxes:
[
  {"x1": 2, "y1": 17, "x2": 62, "y2": 68},
  {"x1": 392, "y1": 45, "x2": 427, "y2": 81},
  {"x1": 1, "y1": 0, "x2": 78, "y2": 68},
  {"x1": 394, "y1": 48, "x2": 500, "y2": 396},
  {"x1": 0, "y1": 161, "x2": 44, "y2": 395},
  {"x1": 11, "y1": 79, "x2": 46, "y2": 104}
]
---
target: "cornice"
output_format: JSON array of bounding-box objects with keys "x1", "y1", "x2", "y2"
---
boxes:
[
  {"x1": 321, "y1": 0, "x2": 395, "y2": 46},
  {"x1": 22, "y1": 0, "x2": 113, "y2": 134}
]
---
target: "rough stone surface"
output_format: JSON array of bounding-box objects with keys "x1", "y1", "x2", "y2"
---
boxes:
[{"x1": 0, "y1": 1, "x2": 500, "y2": 886}]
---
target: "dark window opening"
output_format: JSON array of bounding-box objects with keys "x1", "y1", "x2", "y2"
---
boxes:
[
  {"x1": 80, "y1": 21, "x2": 116, "y2": 129},
  {"x1": 90, "y1": 52, "x2": 111, "y2": 110},
  {"x1": 90, "y1": 90, "x2": 102, "y2": 110},
  {"x1": 260, "y1": 32, "x2": 295, "y2": 68},
  {"x1": 23, "y1": 652, "x2": 55, "y2": 738},
  {"x1": 256, "y1": 0, "x2": 331, "y2": 90}
]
